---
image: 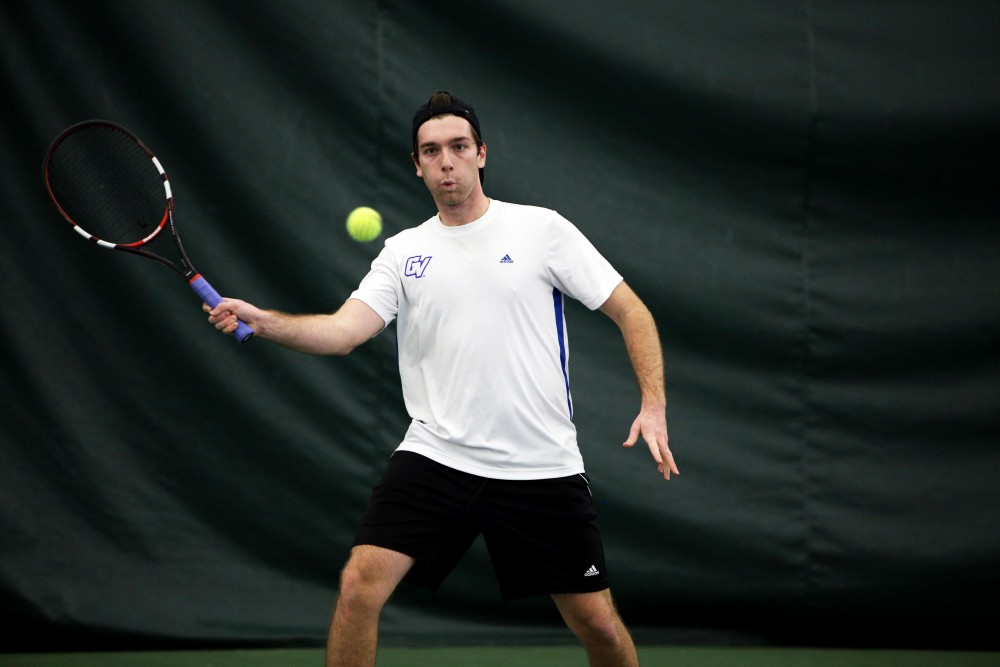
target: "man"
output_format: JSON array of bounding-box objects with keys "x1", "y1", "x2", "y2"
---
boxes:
[{"x1": 206, "y1": 91, "x2": 678, "y2": 667}]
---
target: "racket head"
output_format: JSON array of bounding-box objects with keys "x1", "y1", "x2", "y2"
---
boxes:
[{"x1": 43, "y1": 120, "x2": 173, "y2": 248}]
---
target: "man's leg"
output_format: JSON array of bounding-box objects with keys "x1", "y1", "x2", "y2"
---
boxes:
[
  {"x1": 327, "y1": 544, "x2": 415, "y2": 667},
  {"x1": 552, "y1": 589, "x2": 639, "y2": 667}
]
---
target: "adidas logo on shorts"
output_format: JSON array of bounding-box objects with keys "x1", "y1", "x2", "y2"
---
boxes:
[{"x1": 584, "y1": 564, "x2": 600, "y2": 577}]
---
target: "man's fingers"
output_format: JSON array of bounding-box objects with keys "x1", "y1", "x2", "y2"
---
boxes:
[
  {"x1": 624, "y1": 415, "x2": 678, "y2": 480},
  {"x1": 657, "y1": 444, "x2": 679, "y2": 479},
  {"x1": 622, "y1": 421, "x2": 641, "y2": 448},
  {"x1": 643, "y1": 431, "x2": 678, "y2": 480},
  {"x1": 204, "y1": 304, "x2": 240, "y2": 335}
]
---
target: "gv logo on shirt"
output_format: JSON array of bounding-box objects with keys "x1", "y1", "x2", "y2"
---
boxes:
[{"x1": 404, "y1": 255, "x2": 432, "y2": 278}]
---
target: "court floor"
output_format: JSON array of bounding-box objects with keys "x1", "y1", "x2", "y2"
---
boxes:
[{"x1": 1, "y1": 646, "x2": 997, "y2": 667}]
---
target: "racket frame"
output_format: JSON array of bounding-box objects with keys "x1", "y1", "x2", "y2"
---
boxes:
[{"x1": 43, "y1": 119, "x2": 253, "y2": 342}]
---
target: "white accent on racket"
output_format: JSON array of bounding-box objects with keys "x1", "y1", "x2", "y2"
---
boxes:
[{"x1": 74, "y1": 225, "x2": 117, "y2": 248}]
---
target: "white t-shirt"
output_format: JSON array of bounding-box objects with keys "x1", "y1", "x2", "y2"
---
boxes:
[{"x1": 349, "y1": 200, "x2": 622, "y2": 480}]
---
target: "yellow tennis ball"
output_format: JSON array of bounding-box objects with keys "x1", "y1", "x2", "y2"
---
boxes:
[{"x1": 346, "y1": 206, "x2": 382, "y2": 243}]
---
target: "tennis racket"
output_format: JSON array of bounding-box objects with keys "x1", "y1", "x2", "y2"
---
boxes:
[{"x1": 42, "y1": 120, "x2": 253, "y2": 342}]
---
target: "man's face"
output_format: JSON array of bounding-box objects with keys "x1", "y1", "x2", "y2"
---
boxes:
[{"x1": 413, "y1": 114, "x2": 486, "y2": 208}]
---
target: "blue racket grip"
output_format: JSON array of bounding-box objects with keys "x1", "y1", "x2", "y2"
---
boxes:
[{"x1": 189, "y1": 274, "x2": 254, "y2": 343}]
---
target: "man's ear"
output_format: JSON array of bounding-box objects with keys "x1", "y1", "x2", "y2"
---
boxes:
[{"x1": 412, "y1": 153, "x2": 423, "y2": 177}]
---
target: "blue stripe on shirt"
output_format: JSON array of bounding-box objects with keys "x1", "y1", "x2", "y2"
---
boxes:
[{"x1": 552, "y1": 288, "x2": 573, "y2": 419}]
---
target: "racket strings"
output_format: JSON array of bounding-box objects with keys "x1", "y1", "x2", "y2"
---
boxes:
[{"x1": 47, "y1": 126, "x2": 168, "y2": 245}]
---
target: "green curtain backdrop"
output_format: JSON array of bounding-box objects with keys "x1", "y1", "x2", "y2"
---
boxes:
[{"x1": 2, "y1": 0, "x2": 998, "y2": 652}]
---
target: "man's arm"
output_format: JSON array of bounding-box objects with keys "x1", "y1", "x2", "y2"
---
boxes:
[
  {"x1": 599, "y1": 281, "x2": 679, "y2": 480},
  {"x1": 205, "y1": 297, "x2": 385, "y2": 355}
]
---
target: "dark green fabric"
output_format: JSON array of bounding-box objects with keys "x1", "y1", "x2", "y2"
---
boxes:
[{"x1": 2, "y1": 0, "x2": 998, "y2": 651}]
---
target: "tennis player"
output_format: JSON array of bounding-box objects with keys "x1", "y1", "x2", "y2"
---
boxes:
[{"x1": 207, "y1": 91, "x2": 677, "y2": 667}]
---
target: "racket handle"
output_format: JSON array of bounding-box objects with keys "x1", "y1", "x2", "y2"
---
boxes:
[{"x1": 189, "y1": 274, "x2": 254, "y2": 343}]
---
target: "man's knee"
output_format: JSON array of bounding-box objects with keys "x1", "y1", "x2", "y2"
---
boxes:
[
  {"x1": 573, "y1": 609, "x2": 625, "y2": 646},
  {"x1": 553, "y1": 590, "x2": 628, "y2": 645},
  {"x1": 335, "y1": 545, "x2": 414, "y2": 614}
]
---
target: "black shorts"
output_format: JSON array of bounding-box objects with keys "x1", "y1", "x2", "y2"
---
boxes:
[{"x1": 353, "y1": 451, "x2": 610, "y2": 600}]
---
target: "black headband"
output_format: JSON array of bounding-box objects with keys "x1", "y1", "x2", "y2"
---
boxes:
[{"x1": 411, "y1": 93, "x2": 483, "y2": 152}]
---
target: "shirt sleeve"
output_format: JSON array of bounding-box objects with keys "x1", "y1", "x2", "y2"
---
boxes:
[
  {"x1": 349, "y1": 244, "x2": 401, "y2": 327},
  {"x1": 545, "y1": 212, "x2": 623, "y2": 310}
]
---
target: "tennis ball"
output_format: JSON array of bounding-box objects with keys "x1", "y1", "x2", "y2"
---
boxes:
[{"x1": 346, "y1": 206, "x2": 382, "y2": 243}]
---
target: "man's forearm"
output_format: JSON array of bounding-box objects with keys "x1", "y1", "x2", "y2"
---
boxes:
[
  {"x1": 257, "y1": 310, "x2": 356, "y2": 355},
  {"x1": 619, "y1": 303, "x2": 667, "y2": 407}
]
